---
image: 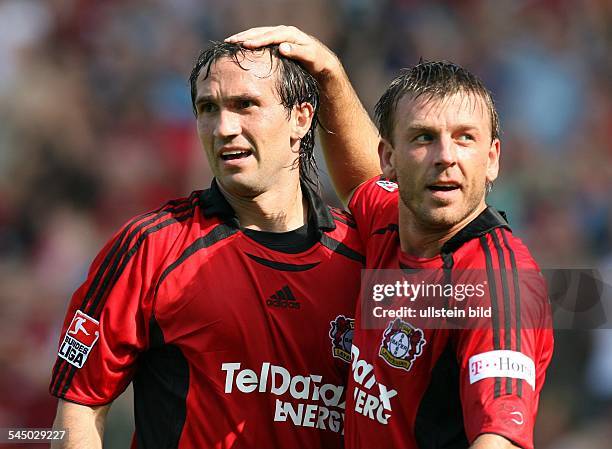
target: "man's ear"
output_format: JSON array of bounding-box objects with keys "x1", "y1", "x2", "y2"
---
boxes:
[
  {"x1": 379, "y1": 138, "x2": 396, "y2": 180},
  {"x1": 291, "y1": 102, "x2": 314, "y2": 140},
  {"x1": 486, "y1": 138, "x2": 501, "y2": 183}
]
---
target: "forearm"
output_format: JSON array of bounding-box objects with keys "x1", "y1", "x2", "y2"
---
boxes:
[
  {"x1": 315, "y1": 60, "x2": 381, "y2": 204},
  {"x1": 51, "y1": 400, "x2": 109, "y2": 449},
  {"x1": 470, "y1": 433, "x2": 521, "y2": 449}
]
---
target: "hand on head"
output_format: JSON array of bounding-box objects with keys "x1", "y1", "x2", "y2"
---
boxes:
[{"x1": 226, "y1": 25, "x2": 340, "y2": 78}]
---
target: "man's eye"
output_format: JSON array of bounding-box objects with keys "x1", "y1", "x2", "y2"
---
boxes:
[
  {"x1": 199, "y1": 103, "x2": 218, "y2": 114},
  {"x1": 238, "y1": 100, "x2": 254, "y2": 109},
  {"x1": 413, "y1": 134, "x2": 433, "y2": 143},
  {"x1": 457, "y1": 134, "x2": 475, "y2": 142}
]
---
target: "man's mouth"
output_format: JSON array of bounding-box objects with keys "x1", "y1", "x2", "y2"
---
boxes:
[
  {"x1": 220, "y1": 149, "x2": 253, "y2": 161},
  {"x1": 427, "y1": 183, "x2": 461, "y2": 192}
]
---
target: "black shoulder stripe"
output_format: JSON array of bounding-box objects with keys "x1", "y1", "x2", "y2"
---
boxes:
[
  {"x1": 245, "y1": 253, "x2": 320, "y2": 272},
  {"x1": 329, "y1": 209, "x2": 357, "y2": 228},
  {"x1": 155, "y1": 223, "x2": 238, "y2": 297},
  {"x1": 50, "y1": 357, "x2": 70, "y2": 397},
  {"x1": 372, "y1": 223, "x2": 399, "y2": 235},
  {"x1": 491, "y1": 230, "x2": 513, "y2": 395},
  {"x1": 79, "y1": 198, "x2": 196, "y2": 312},
  {"x1": 500, "y1": 229, "x2": 523, "y2": 397},
  {"x1": 54, "y1": 210, "x2": 197, "y2": 399},
  {"x1": 88, "y1": 211, "x2": 196, "y2": 317},
  {"x1": 479, "y1": 235, "x2": 502, "y2": 398},
  {"x1": 51, "y1": 199, "x2": 193, "y2": 396},
  {"x1": 52, "y1": 199, "x2": 198, "y2": 398},
  {"x1": 55, "y1": 208, "x2": 198, "y2": 398},
  {"x1": 50, "y1": 356, "x2": 63, "y2": 390},
  {"x1": 320, "y1": 234, "x2": 365, "y2": 264},
  {"x1": 331, "y1": 214, "x2": 356, "y2": 229}
]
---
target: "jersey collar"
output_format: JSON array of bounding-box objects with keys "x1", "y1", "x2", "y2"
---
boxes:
[
  {"x1": 441, "y1": 206, "x2": 511, "y2": 255},
  {"x1": 200, "y1": 178, "x2": 336, "y2": 231}
]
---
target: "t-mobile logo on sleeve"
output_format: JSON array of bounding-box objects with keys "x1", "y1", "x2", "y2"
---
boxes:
[{"x1": 469, "y1": 350, "x2": 535, "y2": 390}]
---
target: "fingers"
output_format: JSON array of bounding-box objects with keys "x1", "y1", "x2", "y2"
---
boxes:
[
  {"x1": 225, "y1": 25, "x2": 308, "y2": 49},
  {"x1": 278, "y1": 42, "x2": 292, "y2": 56},
  {"x1": 225, "y1": 26, "x2": 278, "y2": 44},
  {"x1": 275, "y1": 42, "x2": 316, "y2": 66}
]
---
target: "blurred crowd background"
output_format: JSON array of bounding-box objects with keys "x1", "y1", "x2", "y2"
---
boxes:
[{"x1": 0, "y1": 0, "x2": 610, "y2": 447}]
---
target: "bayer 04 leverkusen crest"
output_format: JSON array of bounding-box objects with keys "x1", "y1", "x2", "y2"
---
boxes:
[
  {"x1": 379, "y1": 318, "x2": 426, "y2": 372},
  {"x1": 329, "y1": 315, "x2": 355, "y2": 363}
]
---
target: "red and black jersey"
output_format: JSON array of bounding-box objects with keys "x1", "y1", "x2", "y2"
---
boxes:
[
  {"x1": 50, "y1": 179, "x2": 364, "y2": 449},
  {"x1": 345, "y1": 177, "x2": 554, "y2": 449}
]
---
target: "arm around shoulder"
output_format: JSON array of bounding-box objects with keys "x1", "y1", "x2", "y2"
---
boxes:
[
  {"x1": 50, "y1": 399, "x2": 110, "y2": 449},
  {"x1": 315, "y1": 58, "x2": 381, "y2": 204}
]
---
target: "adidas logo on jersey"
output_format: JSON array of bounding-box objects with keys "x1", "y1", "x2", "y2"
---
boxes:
[{"x1": 267, "y1": 285, "x2": 300, "y2": 309}]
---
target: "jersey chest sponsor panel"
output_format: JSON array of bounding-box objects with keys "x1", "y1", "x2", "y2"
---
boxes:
[
  {"x1": 154, "y1": 232, "x2": 360, "y2": 448},
  {"x1": 50, "y1": 182, "x2": 364, "y2": 449},
  {"x1": 345, "y1": 177, "x2": 553, "y2": 449}
]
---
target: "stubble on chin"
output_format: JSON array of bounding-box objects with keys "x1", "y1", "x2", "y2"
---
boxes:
[{"x1": 398, "y1": 186, "x2": 483, "y2": 232}]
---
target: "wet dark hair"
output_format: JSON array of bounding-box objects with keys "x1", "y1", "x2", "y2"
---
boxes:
[
  {"x1": 189, "y1": 42, "x2": 320, "y2": 187},
  {"x1": 375, "y1": 60, "x2": 500, "y2": 144}
]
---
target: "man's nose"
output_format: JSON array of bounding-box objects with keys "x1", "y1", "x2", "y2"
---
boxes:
[
  {"x1": 214, "y1": 110, "x2": 241, "y2": 138},
  {"x1": 433, "y1": 135, "x2": 457, "y2": 168}
]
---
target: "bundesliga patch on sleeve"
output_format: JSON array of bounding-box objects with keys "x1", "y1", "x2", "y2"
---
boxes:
[
  {"x1": 58, "y1": 310, "x2": 100, "y2": 368},
  {"x1": 375, "y1": 179, "x2": 398, "y2": 192},
  {"x1": 468, "y1": 350, "x2": 536, "y2": 390}
]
